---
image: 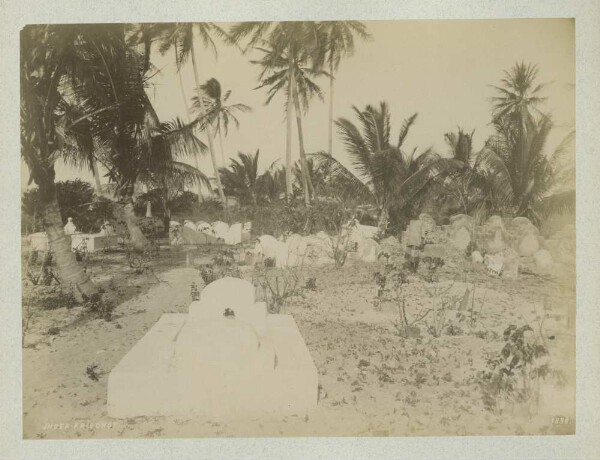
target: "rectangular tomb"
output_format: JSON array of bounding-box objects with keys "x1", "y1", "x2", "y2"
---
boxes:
[
  {"x1": 107, "y1": 313, "x2": 318, "y2": 420},
  {"x1": 71, "y1": 233, "x2": 121, "y2": 252}
]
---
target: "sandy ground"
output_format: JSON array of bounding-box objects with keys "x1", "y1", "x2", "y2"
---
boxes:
[{"x1": 22, "y1": 244, "x2": 575, "y2": 439}]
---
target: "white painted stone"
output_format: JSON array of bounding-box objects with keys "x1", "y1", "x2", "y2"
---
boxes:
[
  {"x1": 100, "y1": 221, "x2": 115, "y2": 236},
  {"x1": 28, "y1": 232, "x2": 49, "y2": 251},
  {"x1": 64, "y1": 217, "x2": 77, "y2": 235},
  {"x1": 484, "y1": 253, "x2": 503, "y2": 277},
  {"x1": 451, "y1": 226, "x2": 471, "y2": 251},
  {"x1": 71, "y1": 233, "x2": 120, "y2": 252},
  {"x1": 518, "y1": 233, "x2": 540, "y2": 257},
  {"x1": 107, "y1": 306, "x2": 318, "y2": 419},
  {"x1": 486, "y1": 215, "x2": 506, "y2": 231},
  {"x1": 486, "y1": 229, "x2": 507, "y2": 255},
  {"x1": 471, "y1": 250, "x2": 483, "y2": 264},
  {"x1": 225, "y1": 223, "x2": 242, "y2": 245},
  {"x1": 196, "y1": 221, "x2": 211, "y2": 233},
  {"x1": 449, "y1": 214, "x2": 473, "y2": 230},
  {"x1": 242, "y1": 221, "x2": 252, "y2": 242},
  {"x1": 169, "y1": 220, "x2": 182, "y2": 228},
  {"x1": 255, "y1": 234, "x2": 279, "y2": 261},
  {"x1": 184, "y1": 220, "x2": 197, "y2": 230},
  {"x1": 212, "y1": 222, "x2": 229, "y2": 242},
  {"x1": 406, "y1": 220, "x2": 423, "y2": 247},
  {"x1": 199, "y1": 277, "x2": 255, "y2": 309},
  {"x1": 358, "y1": 238, "x2": 380, "y2": 262}
]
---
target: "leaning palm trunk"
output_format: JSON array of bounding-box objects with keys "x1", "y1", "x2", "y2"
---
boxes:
[
  {"x1": 190, "y1": 40, "x2": 226, "y2": 206},
  {"x1": 43, "y1": 197, "x2": 99, "y2": 302},
  {"x1": 113, "y1": 197, "x2": 147, "y2": 252},
  {"x1": 291, "y1": 78, "x2": 314, "y2": 204}
]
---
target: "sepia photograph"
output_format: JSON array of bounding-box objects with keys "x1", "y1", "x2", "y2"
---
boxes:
[
  {"x1": 16, "y1": 18, "x2": 580, "y2": 440},
  {"x1": 2, "y1": 1, "x2": 600, "y2": 457}
]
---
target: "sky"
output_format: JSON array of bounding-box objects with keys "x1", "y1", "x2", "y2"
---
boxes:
[{"x1": 21, "y1": 18, "x2": 575, "y2": 191}]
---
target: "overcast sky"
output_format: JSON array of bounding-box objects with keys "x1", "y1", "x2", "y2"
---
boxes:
[{"x1": 21, "y1": 18, "x2": 575, "y2": 191}]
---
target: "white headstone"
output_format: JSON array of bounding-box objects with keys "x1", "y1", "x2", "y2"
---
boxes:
[
  {"x1": 225, "y1": 223, "x2": 242, "y2": 245},
  {"x1": 451, "y1": 226, "x2": 471, "y2": 251},
  {"x1": 64, "y1": 217, "x2": 77, "y2": 235},
  {"x1": 212, "y1": 222, "x2": 230, "y2": 241},
  {"x1": 471, "y1": 250, "x2": 484, "y2": 264},
  {"x1": 486, "y1": 229, "x2": 507, "y2": 255},
  {"x1": 358, "y1": 238, "x2": 380, "y2": 263},
  {"x1": 518, "y1": 233, "x2": 540, "y2": 257},
  {"x1": 184, "y1": 220, "x2": 197, "y2": 230}
]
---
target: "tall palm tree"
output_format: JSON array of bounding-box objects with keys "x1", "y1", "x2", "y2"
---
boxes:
[
  {"x1": 219, "y1": 150, "x2": 262, "y2": 206},
  {"x1": 314, "y1": 102, "x2": 462, "y2": 232},
  {"x1": 251, "y1": 35, "x2": 324, "y2": 205},
  {"x1": 229, "y1": 21, "x2": 323, "y2": 203},
  {"x1": 192, "y1": 78, "x2": 251, "y2": 167},
  {"x1": 490, "y1": 62, "x2": 549, "y2": 213},
  {"x1": 20, "y1": 24, "x2": 115, "y2": 300},
  {"x1": 318, "y1": 21, "x2": 370, "y2": 156},
  {"x1": 157, "y1": 22, "x2": 229, "y2": 205}
]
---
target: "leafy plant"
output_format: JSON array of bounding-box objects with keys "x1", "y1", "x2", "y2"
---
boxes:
[
  {"x1": 253, "y1": 263, "x2": 305, "y2": 313},
  {"x1": 190, "y1": 282, "x2": 200, "y2": 301},
  {"x1": 477, "y1": 324, "x2": 552, "y2": 415},
  {"x1": 422, "y1": 256, "x2": 445, "y2": 282}
]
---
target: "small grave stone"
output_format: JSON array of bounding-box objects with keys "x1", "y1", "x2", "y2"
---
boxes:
[
  {"x1": 533, "y1": 249, "x2": 553, "y2": 274},
  {"x1": 484, "y1": 253, "x2": 503, "y2": 277},
  {"x1": 451, "y1": 226, "x2": 471, "y2": 251},
  {"x1": 501, "y1": 248, "x2": 520, "y2": 279},
  {"x1": 471, "y1": 250, "x2": 483, "y2": 264},
  {"x1": 64, "y1": 217, "x2": 77, "y2": 235},
  {"x1": 225, "y1": 223, "x2": 242, "y2": 245},
  {"x1": 517, "y1": 233, "x2": 540, "y2": 257}
]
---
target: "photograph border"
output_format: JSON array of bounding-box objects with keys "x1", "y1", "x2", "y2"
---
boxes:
[{"x1": 1, "y1": 0, "x2": 599, "y2": 458}]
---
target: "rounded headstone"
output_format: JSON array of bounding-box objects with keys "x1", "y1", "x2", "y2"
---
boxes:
[
  {"x1": 501, "y1": 248, "x2": 520, "y2": 279},
  {"x1": 471, "y1": 250, "x2": 483, "y2": 264},
  {"x1": 359, "y1": 238, "x2": 380, "y2": 263},
  {"x1": 486, "y1": 229, "x2": 508, "y2": 255},
  {"x1": 64, "y1": 217, "x2": 77, "y2": 235},
  {"x1": 451, "y1": 226, "x2": 471, "y2": 251},
  {"x1": 200, "y1": 277, "x2": 255, "y2": 310},
  {"x1": 518, "y1": 233, "x2": 540, "y2": 257},
  {"x1": 449, "y1": 214, "x2": 473, "y2": 230},
  {"x1": 486, "y1": 215, "x2": 505, "y2": 231}
]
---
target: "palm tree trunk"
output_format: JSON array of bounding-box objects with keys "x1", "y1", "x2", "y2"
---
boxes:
[
  {"x1": 114, "y1": 195, "x2": 147, "y2": 252},
  {"x1": 175, "y1": 48, "x2": 204, "y2": 203},
  {"x1": 377, "y1": 206, "x2": 389, "y2": 234},
  {"x1": 44, "y1": 196, "x2": 99, "y2": 302},
  {"x1": 285, "y1": 49, "x2": 294, "y2": 201},
  {"x1": 218, "y1": 128, "x2": 226, "y2": 167},
  {"x1": 91, "y1": 160, "x2": 102, "y2": 194},
  {"x1": 190, "y1": 39, "x2": 226, "y2": 207},
  {"x1": 328, "y1": 62, "x2": 334, "y2": 156},
  {"x1": 291, "y1": 78, "x2": 314, "y2": 205}
]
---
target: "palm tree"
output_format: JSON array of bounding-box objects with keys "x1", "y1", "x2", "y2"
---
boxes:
[
  {"x1": 490, "y1": 62, "x2": 550, "y2": 213},
  {"x1": 440, "y1": 128, "x2": 513, "y2": 216},
  {"x1": 192, "y1": 78, "x2": 251, "y2": 167},
  {"x1": 314, "y1": 102, "x2": 462, "y2": 232},
  {"x1": 219, "y1": 150, "x2": 263, "y2": 206},
  {"x1": 20, "y1": 24, "x2": 115, "y2": 300},
  {"x1": 229, "y1": 21, "x2": 323, "y2": 203},
  {"x1": 317, "y1": 21, "x2": 370, "y2": 156},
  {"x1": 485, "y1": 114, "x2": 560, "y2": 222},
  {"x1": 250, "y1": 34, "x2": 324, "y2": 205},
  {"x1": 156, "y1": 22, "x2": 229, "y2": 205},
  {"x1": 138, "y1": 118, "x2": 211, "y2": 233}
]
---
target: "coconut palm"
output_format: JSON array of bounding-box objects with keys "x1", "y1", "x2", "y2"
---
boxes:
[
  {"x1": 229, "y1": 21, "x2": 323, "y2": 203},
  {"x1": 317, "y1": 21, "x2": 370, "y2": 156},
  {"x1": 251, "y1": 34, "x2": 325, "y2": 205},
  {"x1": 440, "y1": 128, "x2": 513, "y2": 216},
  {"x1": 138, "y1": 118, "x2": 211, "y2": 233},
  {"x1": 314, "y1": 102, "x2": 463, "y2": 232},
  {"x1": 485, "y1": 113, "x2": 566, "y2": 222},
  {"x1": 191, "y1": 78, "x2": 251, "y2": 167},
  {"x1": 20, "y1": 24, "x2": 118, "y2": 300},
  {"x1": 156, "y1": 22, "x2": 229, "y2": 205}
]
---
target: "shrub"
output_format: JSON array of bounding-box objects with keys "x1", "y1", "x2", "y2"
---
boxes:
[
  {"x1": 25, "y1": 285, "x2": 78, "y2": 310},
  {"x1": 477, "y1": 324, "x2": 553, "y2": 415}
]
